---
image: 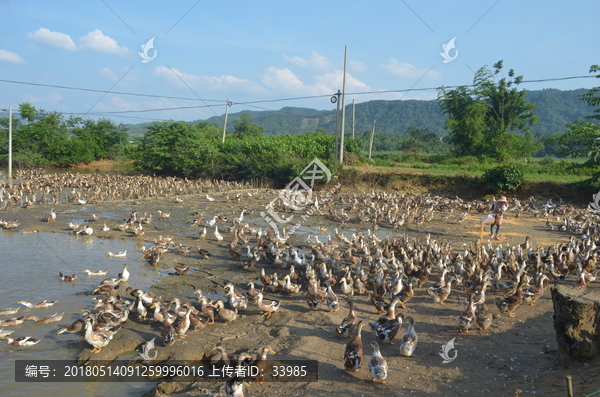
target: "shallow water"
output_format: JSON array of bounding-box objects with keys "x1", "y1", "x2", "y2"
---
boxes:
[{"x1": 0, "y1": 231, "x2": 159, "y2": 397}]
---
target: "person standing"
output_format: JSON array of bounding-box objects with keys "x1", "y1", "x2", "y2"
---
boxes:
[{"x1": 490, "y1": 196, "x2": 508, "y2": 240}]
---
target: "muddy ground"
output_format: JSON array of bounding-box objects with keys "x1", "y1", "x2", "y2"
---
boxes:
[{"x1": 2, "y1": 182, "x2": 599, "y2": 397}]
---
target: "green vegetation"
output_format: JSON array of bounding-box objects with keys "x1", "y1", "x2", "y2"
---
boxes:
[
  {"x1": 482, "y1": 165, "x2": 525, "y2": 191},
  {"x1": 438, "y1": 60, "x2": 541, "y2": 160},
  {"x1": 133, "y1": 118, "x2": 362, "y2": 183},
  {"x1": 556, "y1": 65, "x2": 600, "y2": 165},
  {"x1": 196, "y1": 88, "x2": 592, "y2": 138},
  {"x1": 0, "y1": 103, "x2": 128, "y2": 167}
]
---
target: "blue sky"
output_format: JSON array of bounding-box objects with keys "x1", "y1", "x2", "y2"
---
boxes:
[{"x1": 0, "y1": 0, "x2": 598, "y2": 125}]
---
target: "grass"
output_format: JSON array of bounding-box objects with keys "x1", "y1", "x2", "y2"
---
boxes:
[{"x1": 367, "y1": 152, "x2": 598, "y2": 184}]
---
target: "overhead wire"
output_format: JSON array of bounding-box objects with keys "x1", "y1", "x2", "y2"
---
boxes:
[{"x1": 0, "y1": 74, "x2": 596, "y2": 118}]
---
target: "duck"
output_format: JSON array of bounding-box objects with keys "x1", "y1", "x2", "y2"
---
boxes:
[
  {"x1": 199, "y1": 227, "x2": 207, "y2": 239},
  {"x1": 0, "y1": 307, "x2": 20, "y2": 315},
  {"x1": 25, "y1": 312, "x2": 65, "y2": 324},
  {"x1": 256, "y1": 292, "x2": 280, "y2": 319},
  {"x1": 174, "y1": 263, "x2": 190, "y2": 276},
  {"x1": 214, "y1": 300, "x2": 238, "y2": 324},
  {"x1": 283, "y1": 275, "x2": 301, "y2": 294},
  {"x1": 107, "y1": 250, "x2": 127, "y2": 258},
  {"x1": 399, "y1": 316, "x2": 418, "y2": 357},
  {"x1": 92, "y1": 285, "x2": 120, "y2": 295},
  {"x1": 458, "y1": 293, "x2": 476, "y2": 333},
  {"x1": 224, "y1": 283, "x2": 248, "y2": 310},
  {"x1": 55, "y1": 319, "x2": 86, "y2": 336},
  {"x1": 98, "y1": 276, "x2": 123, "y2": 287},
  {"x1": 248, "y1": 282, "x2": 261, "y2": 301},
  {"x1": 306, "y1": 288, "x2": 321, "y2": 311},
  {"x1": 58, "y1": 272, "x2": 78, "y2": 282},
  {"x1": 335, "y1": 301, "x2": 358, "y2": 337},
  {"x1": 369, "y1": 297, "x2": 400, "y2": 333},
  {"x1": 426, "y1": 275, "x2": 454, "y2": 304},
  {"x1": 523, "y1": 274, "x2": 549, "y2": 305},
  {"x1": 135, "y1": 294, "x2": 148, "y2": 321},
  {"x1": 367, "y1": 341, "x2": 388, "y2": 384},
  {"x1": 475, "y1": 303, "x2": 493, "y2": 330},
  {"x1": 82, "y1": 269, "x2": 108, "y2": 276},
  {"x1": 0, "y1": 316, "x2": 26, "y2": 326},
  {"x1": 175, "y1": 307, "x2": 194, "y2": 338},
  {"x1": 225, "y1": 376, "x2": 247, "y2": 397},
  {"x1": 325, "y1": 283, "x2": 339, "y2": 312},
  {"x1": 199, "y1": 248, "x2": 212, "y2": 260},
  {"x1": 189, "y1": 311, "x2": 210, "y2": 330},
  {"x1": 83, "y1": 317, "x2": 112, "y2": 353},
  {"x1": 118, "y1": 264, "x2": 130, "y2": 282},
  {"x1": 344, "y1": 320, "x2": 364, "y2": 372},
  {"x1": 375, "y1": 313, "x2": 404, "y2": 344},
  {"x1": 5, "y1": 336, "x2": 40, "y2": 346},
  {"x1": 0, "y1": 329, "x2": 15, "y2": 338},
  {"x1": 495, "y1": 277, "x2": 525, "y2": 317},
  {"x1": 253, "y1": 346, "x2": 276, "y2": 384},
  {"x1": 195, "y1": 294, "x2": 216, "y2": 324},
  {"x1": 214, "y1": 226, "x2": 224, "y2": 242},
  {"x1": 18, "y1": 300, "x2": 58, "y2": 309}
]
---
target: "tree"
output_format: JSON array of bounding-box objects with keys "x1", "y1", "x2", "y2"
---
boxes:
[
  {"x1": 556, "y1": 65, "x2": 600, "y2": 164},
  {"x1": 438, "y1": 60, "x2": 540, "y2": 160},
  {"x1": 233, "y1": 114, "x2": 265, "y2": 138}
]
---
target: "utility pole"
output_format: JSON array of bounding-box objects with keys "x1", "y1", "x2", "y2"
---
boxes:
[
  {"x1": 8, "y1": 106, "x2": 12, "y2": 181},
  {"x1": 331, "y1": 90, "x2": 341, "y2": 161},
  {"x1": 351, "y1": 99, "x2": 355, "y2": 139},
  {"x1": 368, "y1": 120, "x2": 376, "y2": 159},
  {"x1": 222, "y1": 98, "x2": 231, "y2": 143},
  {"x1": 339, "y1": 46, "x2": 348, "y2": 164}
]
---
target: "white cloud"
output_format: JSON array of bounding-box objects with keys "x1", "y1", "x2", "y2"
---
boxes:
[
  {"x1": 154, "y1": 66, "x2": 266, "y2": 94},
  {"x1": 283, "y1": 55, "x2": 307, "y2": 68},
  {"x1": 262, "y1": 67, "x2": 308, "y2": 93},
  {"x1": 349, "y1": 60, "x2": 367, "y2": 73},
  {"x1": 379, "y1": 59, "x2": 441, "y2": 80},
  {"x1": 27, "y1": 28, "x2": 78, "y2": 51},
  {"x1": 0, "y1": 50, "x2": 25, "y2": 64},
  {"x1": 261, "y1": 67, "x2": 371, "y2": 96},
  {"x1": 80, "y1": 30, "x2": 128, "y2": 55},
  {"x1": 283, "y1": 52, "x2": 332, "y2": 71},
  {"x1": 27, "y1": 28, "x2": 128, "y2": 55}
]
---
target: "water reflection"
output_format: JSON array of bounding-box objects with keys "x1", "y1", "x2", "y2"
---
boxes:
[{"x1": 0, "y1": 231, "x2": 157, "y2": 397}]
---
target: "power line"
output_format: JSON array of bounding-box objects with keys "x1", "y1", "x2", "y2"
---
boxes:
[
  {"x1": 0, "y1": 74, "x2": 596, "y2": 117},
  {"x1": 0, "y1": 78, "x2": 226, "y2": 103}
]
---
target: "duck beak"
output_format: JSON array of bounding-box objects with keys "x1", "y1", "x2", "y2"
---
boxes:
[{"x1": 269, "y1": 348, "x2": 276, "y2": 354}]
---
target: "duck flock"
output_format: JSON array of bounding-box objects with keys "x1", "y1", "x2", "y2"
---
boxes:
[{"x1": 1, "y1": 170, "x2": 599, "y2": 394}]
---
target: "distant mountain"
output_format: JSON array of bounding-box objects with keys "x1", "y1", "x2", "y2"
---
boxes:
[{"x1": 124, "y1": 88, "x2": 595, "y2": 137}]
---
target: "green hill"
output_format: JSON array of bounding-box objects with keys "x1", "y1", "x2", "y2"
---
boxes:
[{"x1": 124, "y1": 88, "x2": 594, "y2": 137}]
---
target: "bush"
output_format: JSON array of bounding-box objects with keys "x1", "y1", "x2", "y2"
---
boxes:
[{"x1": 482, "y1": 165, "x2": 525, "y2": 191}]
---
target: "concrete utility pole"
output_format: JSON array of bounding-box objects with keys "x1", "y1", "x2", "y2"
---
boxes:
[
  {"x1": 222, "y1": 98, "x2": 231, "y2": 143},
  {"x1": 339, "y1": 46, "x2": 348, "y2": 164},
  {"x1": 8, "y1": 106, "x2": 12, "y2": 180},
  {"x1": 332, "y1": 90, "x2": 341, "y2": 161},
  {"x1": 351, "y1": 99, "x2": 355, "y2": 139},
  {"x1": 368, "y1": 120, "x2": 376, "y2": 159}
]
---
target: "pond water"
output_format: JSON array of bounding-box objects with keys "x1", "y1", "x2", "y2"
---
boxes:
[{"x1": 0, "y1": 231, "x2": 159, "y2": 397}]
